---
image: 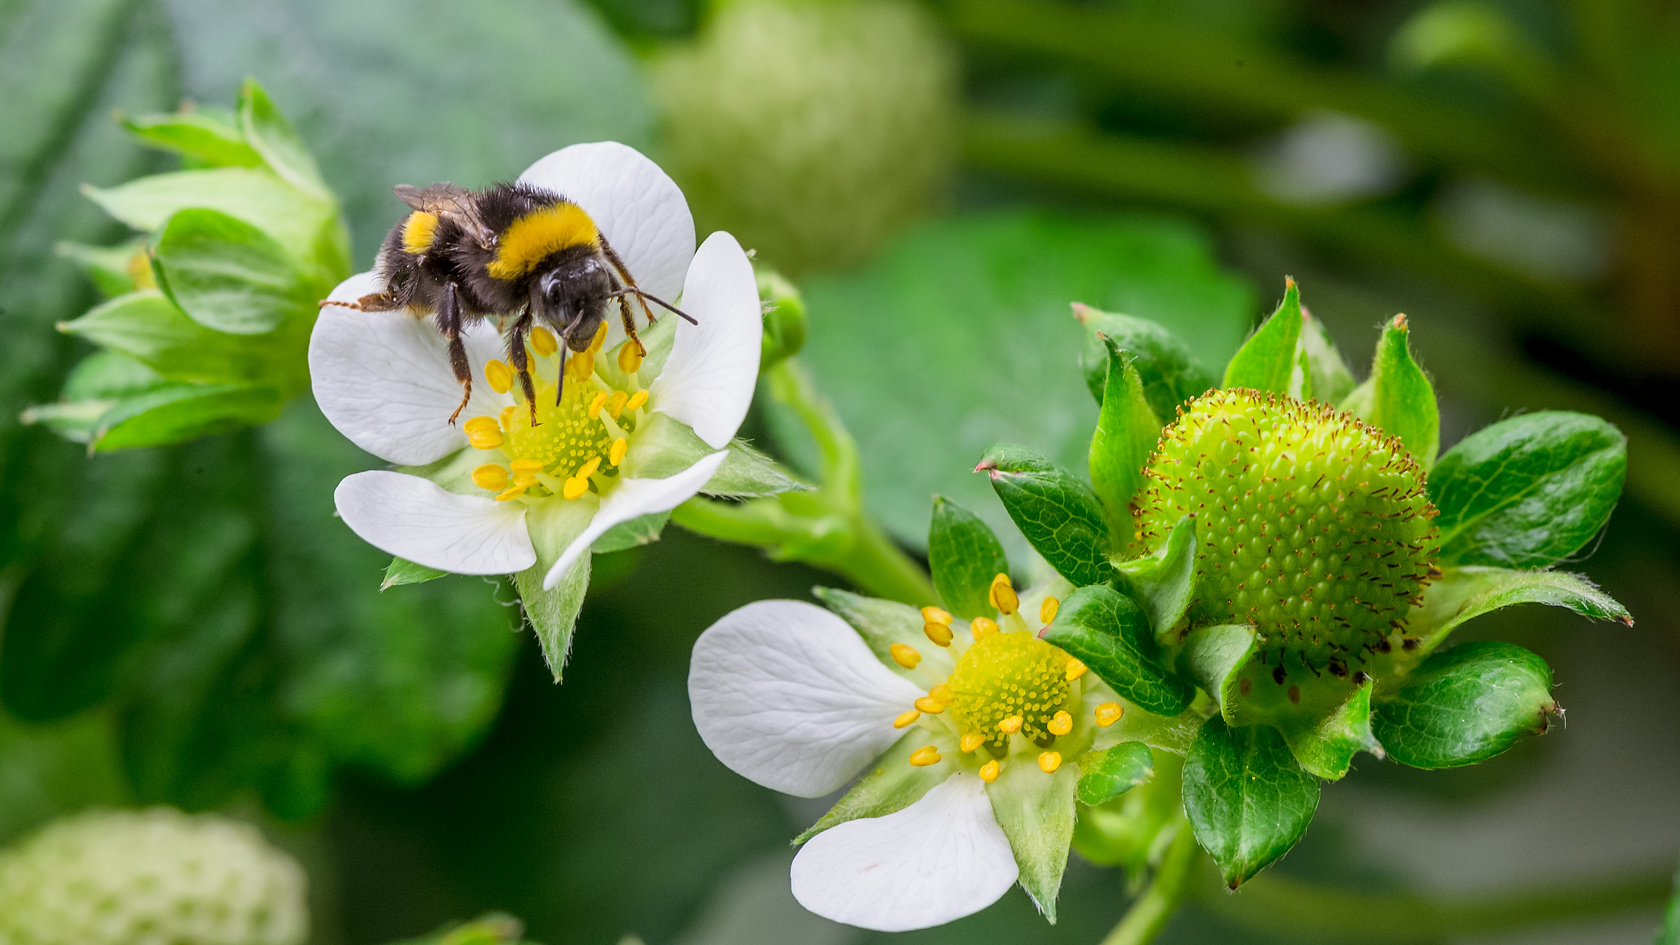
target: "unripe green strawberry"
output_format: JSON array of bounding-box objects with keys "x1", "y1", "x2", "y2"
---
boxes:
[
  {"x1": 1134, "y1": 389, "x2": 1438, "y2": 678},
  {"x1": 0, "y1": 808, "x2": 307, "y2": 945}
]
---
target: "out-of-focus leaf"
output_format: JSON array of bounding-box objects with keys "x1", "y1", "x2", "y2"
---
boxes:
[
  {"x1": 55, "y1": 237, "x2": 148, "y2": 297},
  {"x1": 1182, "y1": 715, "x2": 1319, "y2": 888},
  {"x1": 979, "y1": 444, "x2": 1113, "y2": 587},
  {"x1": 121, "y1": 110, "x2": 261, "y2": 168},
  {"x1": 0, "y1": 710, "x2": 129, "y2": 845},
  {"x1": 1299, "y1": 309, "x2": 1355, "y2": 404},
  {"x1": 90, "y1": 381, "x2": 286, "y2": 451},
  {"x1": 1074, "y1": 302, "x2": 1213, "y2": 415},
  {"x1": 1075, "y1": 740, "x2": 1154, "y2": 806},
  {"x1": 1360, "y1": 315, "x2": 1439, "y2": 468},
  {"x1": 238, "y1": 78, "x2": 330, "y2": 199},
  {"x1": 927, "y1": 495, "x2": 1010, "y2": 620},
  {"x1": 1373, "y1": 641, "x2": 1556, "y2": 769},
  {"x1": 1042, "y1": 585, "x2": 1193, "y2": 716},
  {"x1": 1088, "y1": 343, "x2": 1158, "y2": 538},
  {"x1": 58, "y1": 290, "x2": 301, "y2": 384},
  {"x1": 151, "y1": 208, "x2": 320, "y2": 335},
  {"x1": 1222, "y1": 278, "x2": 1302, "y2": 396}
]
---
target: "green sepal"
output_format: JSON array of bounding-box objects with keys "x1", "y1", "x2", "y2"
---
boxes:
[
  {"x1": 1267, "y1": 676, "x2": 1378, "y2": 781},
  {"x1": 150, "y1": 208, "x2": 319, "y2": 335},
  {"x1": 812, "y1": 587, "x2": 928, "y2": 682},
  {"x1": 1373, "y1": 642, "x2": 1556, "y2": 769},
  {"x1": 20, "y1": 352, "x2": 169, "y2": 442},
  {"x1": 1074, "y1": 303, "x2": 1212, "y2": 417},
  {"x1": 1393, "y1": 565, "x2": 1629, "y2": 669},
  {"x1": 1179, "y1": 623, "x2": 1258, "y2": 716},
  {"x1": 1429, "y1": 411, "x2": 1626, "y2": 569},
  {"x1": 979, "y1": 444, "x2": 1113, "y2": 587},
  {"x1": 1042, "y1": 585, "x2": 1192, "y2": 716},
  {"x1": 928, "y1": 496, "x2": 1010, "y2": 620},
  {"x1": 121, "y1": 108, "x2": 261, "y2": 168},
  {"x1": 1112, "y1": 514, "x2": 1197, "y2": 643},
  {"x1": 382, "y1": 558, "x2": 447, "y2": 590},
  {"x1": 1089, "y1": 340, "x2": 1160, "y2": 540},
  {"x1": 1299, "y1": 310, "x2": 1355, "y2": 404},
  {"x1": 238, "y1": 78, "x2": 331, "y2": 200},
  {"x1": 89, "y1": 382, "x2": 286, "y2": 452},
  {"x1": 590, "y1": 512, "x2": 670, "y2": 554},
  {"x1": 1076, "y1": 740, "x2": 1154, "y2": 806},
  {"x1": 55, "y1": 238, "x2": 149, "y2": 297},
  {"x1": 514, "y1": 501, "x2": 597, "y2": 681},
  {"x1": 1222, "y1": 279, "x2": 1303, "y2": 396},
  {"x1": 987, "y1": 745, "x2": 1079, "y2": 923},
  {"x1": 57, "y1": 290, "x2": 302, "y2": 388},
  {"x1": 795, "y1": 734, "x2": 949, "y2": 843},
  {"x1": 390, "y1": 913, "x2": 531, "y2": 945},
  {"x1": 1182, "y1": 715, "x2": 1320, "y2": 888},
  {"x1": 1362, "y1": 316, "x2": 1439, "y2": 468},
  {"x1": 622, "y1": 412, "x2": 807, "y2": 498}
]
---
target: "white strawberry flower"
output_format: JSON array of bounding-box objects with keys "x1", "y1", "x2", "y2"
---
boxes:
[{"x1": 310, "y1": 143, "x2": 762, "y2": 646}]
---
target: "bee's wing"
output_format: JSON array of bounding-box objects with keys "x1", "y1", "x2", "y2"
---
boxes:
[{"x1": 392, "y1": 183, "x2": 496, "y2": 248}]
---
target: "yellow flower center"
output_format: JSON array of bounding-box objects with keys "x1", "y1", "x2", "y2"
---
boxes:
[{"x1": 947, "y1": 631, "x2": 1072, "y2": 756}]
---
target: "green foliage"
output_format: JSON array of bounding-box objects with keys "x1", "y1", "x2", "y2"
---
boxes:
[
  {"x1": 811, "y1": 588, "x2": 928, "y2": 682},
  {"x1": 1298, "y1": 310, "x2": 1356, "y2": 404},
  {"x1": 1353, "y1": 316, "x2": 1440, "y2": 468},
  {"x1": 1373, "y1": 642, "x2": 1556, "y2": 768},
  {"x1": 1429, "y1": 411, "x2": 1626, "y2": 568},
  {"x1": 1041, "y1": 585, "x2": 1193, "y2": 716},
  {"x1": 515, "y1": 501, "x2": 598, "y2": 682},
  {"x1": 980, "y1": 444, "x2": 1113, "y2": 587},
  {"x1": 1182, "y1": 716, "x2": 1319, "y2": 889},
  {"x1": 150, "y1": 208, "x2": 321, "y2": 335},
  {"x1": 1075, "y1": 303, "x2": 1213, "y2": 416},
  {"x1": 384, "y1": 558, "x2": 447, "y2": 589},
  {"x1": 795, "y1": 736, "x2": 946, "y2": 843},
  {"x1": 1111, "y1": 514, "x2": 1197, "y2": 642},
  {"x1": 1075, "y1": 740, "x2": 1154, "y2": 806},
  {"x1": 986, "y1": 749, "x2": 1079, "y2": 922},
  {"x1": 1087, "y1": 340, "x2": 1159, "y2": 538},
  {"x1": 927, "y1": 496, "x2": 1010, "y2": 620},
  {"x1": 1222, "y1": 278, "x2": 1303, "y2": 396},
  {"x1": 386, "y1": 914, "x2": 535, "y2": 945},
  {"x1": 1399, "y1": 565, "x2": 1629, "y2": 661}
]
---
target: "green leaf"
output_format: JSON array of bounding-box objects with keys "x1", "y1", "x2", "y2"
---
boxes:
[
  {"x1": 1088, "y1": 342, "x2": 1160, "y2": 538},
  {"x1": 987, "y1": 748, "x2": 1080, "y2": 922},
  {"x1": 91, "y1": 382, "x2": 287, "y2": 451},
  {"x1": 927, "y1": 496, "x2": 1010, "y2": 620},
  {"x1": 1182, "y1": 716, "x2": 1320, "y2": 888},
  {"x1": 1399, "y1": 565, "x2": 1630, "y2": 663},
  {"x1": 55, "y1": 237, "x2": 148, "y2": 297},
  {"x1": 1112, "y1": 514, "x2": 1197, "y2": 643},
  {"x1": 1042, "y1": 585, "x2": 1193, "y2": 716},
  {"x1": 1363, "y1": 315, "x2": 1439, "y2": 468},
  {"x1": 1076, "y1": 740, "x2": 1154, "y2": 806},
  {"x1": 703, "y1": 439, "x2": 811, "y2": 498},
  {"x1": 383, "y1": 557, "x2": 448, "y2": 590},
  {"x1": 21, "y1": 353, "x2": 169, "y2": 443},
  {"x1": 1299, "y1": 309, "x2": 1355, "y2": 405},
  {"x1": 58, "y1": 289, "x2": 303, "y2": 386},
  {"x1": 150, "y1": 207, "x2": 320, "y2": 335},
  {"x1": 812, "y1": 587, "x2": 928, "y2": 682},
  {"x1": 122, "y1": 109, "x2": 261, "y2": 167},
  {"x1": 238, "y1": 78, "x2": 330, "y2": 199},
  {"x1": 1428, "y1": 411, "x2": 1626, "y2": 568},
  {"x1": 1271, "y1": 680, "x2": 1378, "y2": 781},
  {"x1": 1373, "y1": 642, "x2": 1556, "y2": 769},
  {"x1": 795, "y1": 735, "x2": 947, "y2": 843},
  {"x1": 515, "y1": 501, "x2": 597, "y2": 681},
  {"x1": 1662, "y1": 858, "x2": 1680, "y2": 945},
  {"x1": 1074, "y1": 302, "x2": 1213, "y2": 416},
  {"x1": 1180, "y1": 623, "x2": 1258, "y2": 715},
  {"x1": 1222, "y1": 278, "x2": 1302, "y2": 396},
  {"x1": 979, "y1": 444, "x2": 1113, "y2": 587}
]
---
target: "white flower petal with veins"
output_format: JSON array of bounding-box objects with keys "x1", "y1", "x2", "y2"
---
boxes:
[
  {"x1": 334, "y1": 471, "x2": 536, "y2": 575},
  {"x1": 790, "y1": 773, "x2": 1018, "y2": 931},
  {"x1": 650, "y1": 231, "x2": 762, "y2": 449},
  {"x1": 310, "y1": 272, "x2": 511, "y2": 466},
  {"x1": 689, "y1": 600, "x2": 922, "y2": 797}
]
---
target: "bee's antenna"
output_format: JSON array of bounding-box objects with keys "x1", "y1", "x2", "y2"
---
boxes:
[{"x1": 607, "y1": 288, "x2": 697, "y2": 326}]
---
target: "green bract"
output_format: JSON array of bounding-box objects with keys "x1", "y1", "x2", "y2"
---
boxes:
[{"x1": 981, "y1": 279, "x2": 1629, "y2": 888}]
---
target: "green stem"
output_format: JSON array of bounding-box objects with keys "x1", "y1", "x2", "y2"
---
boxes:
[{"x1": 1098, "y1": 814, "x2": 1198, "y2": 945}]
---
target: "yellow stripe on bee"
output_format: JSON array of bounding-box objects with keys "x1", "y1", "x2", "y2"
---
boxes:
[
  {"x1": 401, "y1": 211, "x2": 439, "y2": 255},
  {"x1": 487, "y1": 202, "x2": 599, "y2": 281}
]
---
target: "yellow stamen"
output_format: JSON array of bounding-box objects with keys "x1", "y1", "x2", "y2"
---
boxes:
[
  {"x1": 618, "y1": 342, "x2": 643, "y2": 374},
  {"x1": 562, "y1": 476, "x2": 590, "y2": 500},
  {"x1": 913, "y1": 696, "x2": 945, "y2": 715},
  {"x1": 928, "y1": 683, "x2": 953, "y2": 705},
  {"x1": 1048, "y1": 710, "x2": 1073, "y2": 736},
  {"x1": 485, "y1": 360, "x2": 514, "y2": 394},
  {"x1": 1065, "y1": 658, "x2": 1088, "y2": 682},
  {"x1": 921, "y1": 606, "x2": 953, "y2": 626},
  {"x1": 923, "y1": 621, "x2": 954, "y2": 647},
  {"x1": 577, "y1": 455, "x2": 602, "y2": 480},
  {"x1": 471, "y1": 464, "x2": 509, "y2": 491},
  {"x1": 494, "y1": 484, "x2": 528, "y2": 501},
  {"x1": 530, "y1": 325, "x2": 558, "y2": 357},
  {"x1": 587, "y1": 322, "x2": 608, "y2": 353},
  {"x1": 606, "y1": 390, "x2": 628, "y2": 419},
  {"x1": 1095, "y1": 702, "x2": 1123, "y2": 727},
  {"x1": 909, "y1": 746, "x2": 942, "y2": 767},
  {"x1": 510, "y1": 458, "x2": 544, "y2": 486},
  {"x1": 1040, "y1": 596, "x2": 1060, "y2": 624},
  {"x1": 588, "y1": 392, "x2": 609, "y2": 418},
  {"x1": 1038, "y1": 751, "x2": 1062, "y2": 774},
  {"x1": 608, "y1": 437, "x2": 628, "y2": 466},
  {"x1": 979, "y1": 759, "x2": 1000, "y2": 782},
  {"x1": 893, "y1": 709, "x2": 920, "y2": 729},
  {"x1": 889, "y1": 643, "x2": 921, "y2": 669},
  {"x1": 624, "y1": 388, "x2": 648, "y2": 413},
  {"x1": 464, "y1": 416, "x2": 504, "y2": 450},
  {"x1": 998, "y1": 715, "x2": 1023, "y2": 735},
  {"x1": 970, "y1": 617, "x2": 998, "y2": 641},
  {"x1": 566, "y1": 350, "x2": 595, "y2": 381},
  {"x1": 500, "y1": 405, "x2": 520, "y2": 430},
  {"x1": 989, "y1": 573, "x2": 1018, "y2": 615},
  {"x1": 960, "y1": 732, "x2": 986, "y2": 753}
]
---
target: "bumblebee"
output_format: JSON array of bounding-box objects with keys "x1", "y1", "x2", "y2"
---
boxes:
[{"x1": 322, "y1": 181, "x2": 692, "y2": 424}]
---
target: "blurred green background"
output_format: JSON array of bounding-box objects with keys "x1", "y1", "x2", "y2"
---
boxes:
[{"x1": 2, "y1": 0, "x2": 1678, "y2": 942}]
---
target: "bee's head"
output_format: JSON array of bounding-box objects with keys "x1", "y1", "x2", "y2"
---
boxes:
[{"x1": 532, "y1": 252, "x2": 615, "y2": 351}]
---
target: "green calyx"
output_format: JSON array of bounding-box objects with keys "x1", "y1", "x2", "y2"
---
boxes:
[{"x1": 1135, "y1": 387, "x2": 1439, "y2": 678}]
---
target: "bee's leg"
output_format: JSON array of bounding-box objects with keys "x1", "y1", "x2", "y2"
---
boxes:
[
  {"x1": 507, "y1": 313, "x2": 540, "y2": 427},
  {"x1": 598, "y1": 237, "x2": 651, "y2": 356},
  {"x1": 320, "y1": 290, "x2": 402, "y2": 311},
  {"x1": 437, "y1": 282, "x2": 473, "y2": 426}
]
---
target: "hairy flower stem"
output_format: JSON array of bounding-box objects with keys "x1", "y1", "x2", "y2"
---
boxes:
[
  {"x1": 1098, "y1": 814, "x2": 1199, "y2": 945},
  {"x1": 671, "y1": 359, "x2": 936, "y2": 604}
]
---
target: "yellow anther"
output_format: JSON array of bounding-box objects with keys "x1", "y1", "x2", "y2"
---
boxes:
[
  {"x1": 624, "y1": 388, "x2": 648, "y2": 413},
  {"x1": 909, "y1": 746, "x2": 942, "y2": 767},
  {"x1": 510, "y1": 458, "x2": 544, "y2": 486},
  {"x1": 464, "y1": 415, "x2": 503, "y2": 450},
  {"x1": 566, "y1": 350, "x2": 596, "y2": 381},
  {"x1": 960, "y1": 732, "x2": 986, "y2": 753},
  {"x1": 979, "y1": 759, "x2": 1000, "y2": 782},
  {"x1": 921, "y1": 606, "x2": 954, "y2": 626},
  {"x1": 928, "y1": 683, "x2": 953, "y2": 706},
  {"x1": 893, "y1": 709, "x2": 921, "y2": 729},
  {"x1": 1048, "y1": 710, "x2": 1073, "y2": 736},
  {"x1": 606, "y1": 390, "x2": 629, "y2": 419},
  {"x1": 529, "y1": 325, "x2": 558, "y2": 357},
  {"x1": 1038, "y1": 751, "x2": 1063, "y2": 774},
  {"x1": 913, "y1": 697, "x2": 945, "y2": 715},
  {"x1": 923, "y1": 621, "x2": 954, "y2": 647},
  {"x1": 562, "y1": 476, "x2": 590, "y2": 500},
  {"x1": 494, "y1": 484, "x2": 528, "y2": 502},
  {"x1": 608, "y1": 437, "x2": 628, "y2": 466},
  {"x1": 589, "y1": 391, "x2": 609, "y2": 418},
  {"x1": 471, "y1": 464, "x2": 509, "y2": 491},
  {"x1": 1040, "y1": 596, "x2": 1060, "y2": 625},
  {"x1": 484, "y1": 359, "x2": 514, "y2": 394},
  {"x1": 500, "y1": 404, "x2": 520, "y2": 430},
  {"x1": 1094, "y1": 702, "x2": 1124, "y2": 727},
  {"x1": 618, "y1": 342, "x2": 644, "y2": 374},
  {"x1": 970, "y1": 617, "x2": 998, "y2": 641},
  {"x1": 889, "y1": 643, "x2": 922, "y2": 669},
  {"x1": 1065, "y1": 658, "x2": 1088, "y2": 682},
  {"x1": 989, "y1": 573, "x2": 1018, "y2": 615},
  {"x1": 577, "y1": 455, "x2": 602, "y2": 480},
  {"x1": 998, "y1": 715, "x2": 1023, "y2": 735},
  {"x1": 587, "y1": 321, "x2": 608, "y2": 353}
]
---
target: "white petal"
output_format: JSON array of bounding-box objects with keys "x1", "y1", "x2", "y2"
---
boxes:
[
  {"x1": 517, "y1": 142, "x2": 694, "y2": 303},
  {"x1": 689, "y1": 600, "x2": 923, "y2": 797},
  {"x1": 334, "y1": 471, "x2": 535, "y2": 574},
  {"x1": 649, "y1": 232, "x2": 762, "y2": 449},
  {"x1": 539, "y1": 451, "x2": 727, "y2": 590},
  {"x1": 310, "y1": 272, "x2": 511, "y2": 465},
  {"x1": 790, "y1": 773, "x2": 1017, "y2": 932}
]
